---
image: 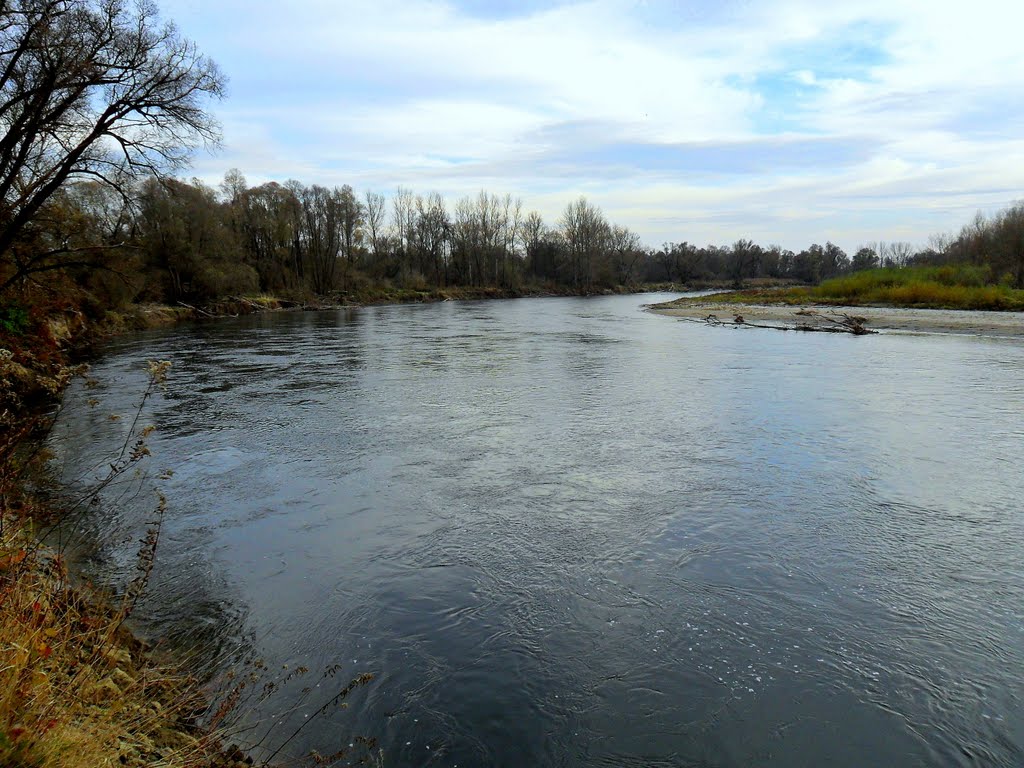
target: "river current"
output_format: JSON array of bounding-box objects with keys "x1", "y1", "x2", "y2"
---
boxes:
[{"x1": 49, "y1": 293, "x2": 1024, "y2": 766}]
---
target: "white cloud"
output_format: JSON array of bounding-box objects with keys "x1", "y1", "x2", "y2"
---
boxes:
[{"x1": 163, "y1": 0, "x2": 1024, "y2": 253}]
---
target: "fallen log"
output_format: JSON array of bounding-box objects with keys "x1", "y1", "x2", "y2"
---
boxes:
[
  {"x1": 681, "y1": 309, "x2": 877, "y2": 335},
  {"x1": 177, "y1": 300, "x2": 218, "y2": 318}
]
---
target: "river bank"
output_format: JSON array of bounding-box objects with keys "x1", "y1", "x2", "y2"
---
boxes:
[
  {"x1": 1, "y1": 303, "x2": 266, "y2": 767},
  {"x1": 0, "y1": 515, "x2": 247, "y2": 767},
  {"x1": 648, "y1": 297, "x2": 1024, "y2": 337}
]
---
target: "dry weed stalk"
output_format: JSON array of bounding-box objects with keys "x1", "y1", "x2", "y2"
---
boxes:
[{"x1": 0, "y1": 360, "x2": 222, "y2": 767}]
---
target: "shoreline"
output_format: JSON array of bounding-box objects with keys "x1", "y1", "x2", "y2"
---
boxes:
[
  {"x1": 104, "y1": 283, "x2": 691, "y2": 335},
  {"x1": 2, "y1": 306, "x2": 260, "y2": 766},
  {"x1": 648, "y1": 299, "x2": 1024, "y2": 338}
]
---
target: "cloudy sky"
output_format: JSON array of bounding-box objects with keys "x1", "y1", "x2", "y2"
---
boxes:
[{"x1": 162, "y1": 0, "x2": 1024, "y2": 253}]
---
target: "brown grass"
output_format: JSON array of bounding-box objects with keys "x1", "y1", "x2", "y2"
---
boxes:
[
  {"x1": 0, "y1": 358, "x2": 225, "y2": 768},
  {"x1": 0, "y1": 515, "x2": 221, "y2": 767},
  {"x1": 661, "y1": 266, "x2": 1024, "y2": 312}
]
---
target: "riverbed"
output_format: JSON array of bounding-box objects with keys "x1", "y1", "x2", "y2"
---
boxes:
[{"x1": 48, "y1": 293, "x2": 1024, "y2": 766}]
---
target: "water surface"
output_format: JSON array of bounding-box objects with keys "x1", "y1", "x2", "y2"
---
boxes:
[{"x1": 50, "y1": 294, "x2": 1024, "y2": 766}]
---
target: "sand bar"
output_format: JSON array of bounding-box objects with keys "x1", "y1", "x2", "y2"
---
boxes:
[{"x1": 649, "y1": 300, "x2": 1024, "y2": 338}]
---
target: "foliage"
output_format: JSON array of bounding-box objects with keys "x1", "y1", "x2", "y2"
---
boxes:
[
  {"x1": 698, "y1": 264, "x2": 1024, "y2": 311},
  {"x1": 1, "y1": 305, "x2": 29, "y2": 335}
]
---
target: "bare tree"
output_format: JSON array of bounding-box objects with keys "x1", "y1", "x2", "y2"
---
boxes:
[
  {"x1": 499, "y1": 193, "x2": 522, "y2": 287},
  {"x1": 728, "y1": 238, "x2": 761, "y2": 287},
  {"x1": 0, "y1": 0, "x2": 225, "y2": 294},
  {"x1": 364, "y1": 190, "x2": 387, "y2": 257},
  {"x1": 414, "y1": 192, "x2": 449, "y2": 283},
  {"x1": 337, "y1": 184, "x2": 362, "y2": 266},
  {"x1": 608, "y1": 225, "x2": 642, "y2": 285},
  {"x1": 885, "y1": 241, "x2": 914, "y2": 267},
  {"x1": 391, "y1": 186, "x2": 416, "y2": 265},
  {"x1": 296, "y1": 184, "x2": 343, "y2": 295},
  {"x1": 559, "y1": 196, "x2": 608, "y2": 291},
  {"x1": 219, "y1": 168, "x2": 247, "y2": 204}
]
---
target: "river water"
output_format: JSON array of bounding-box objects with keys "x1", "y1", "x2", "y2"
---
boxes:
[{"x1": 49, "y1": 293, "x2": 1024, "y2": 766}]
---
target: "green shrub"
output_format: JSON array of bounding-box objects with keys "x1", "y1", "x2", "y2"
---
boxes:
[{"x1": 0, "y1": 305, "x2": 30, "y2": 335}]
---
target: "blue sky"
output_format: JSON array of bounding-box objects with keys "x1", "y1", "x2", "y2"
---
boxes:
[{"x1": 162, "y1": 0, "x2": 1024, "y2": 253}]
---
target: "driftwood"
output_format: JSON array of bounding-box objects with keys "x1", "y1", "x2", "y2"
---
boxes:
[
  {"x1": 176, "y1": 300, "x2": 219, "y2": 318},
  {"x1": 696, "y1": 309, "x2": 875, "y2": 335},
  {"x1": 227, "y1": 295, "x2": 268, "y2": 311}
]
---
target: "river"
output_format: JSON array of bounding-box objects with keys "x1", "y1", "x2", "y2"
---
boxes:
[{"x1": 48, "y1": 293, "x2": 1024, "y2": 766}]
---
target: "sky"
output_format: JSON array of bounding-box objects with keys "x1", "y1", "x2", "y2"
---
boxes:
[{"x1": 161, "y1": 0, "x2": 1024, "y2": 253}]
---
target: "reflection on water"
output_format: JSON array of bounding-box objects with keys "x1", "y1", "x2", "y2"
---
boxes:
[{"x1": 49, "y1": 294, "x2": 1024, "y2": 766}]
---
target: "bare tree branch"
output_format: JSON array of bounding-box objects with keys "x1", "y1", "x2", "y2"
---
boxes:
[{"x1": 0, "y1": 0, "x2": 225, "y2": 293}]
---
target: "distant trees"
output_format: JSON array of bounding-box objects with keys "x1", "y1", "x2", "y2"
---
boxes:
[
  {"x1": 7, "y1": 123, "x2": 1023, "y2": 306},
  {"x1": 0, "y1": 0, "x2": 225, "y2": 295},
  {"x1": 447, "y1": 192, "x2": 521, "y2": 287},
  {"x1": 235, "y1": 181, "x2": 301, "y2": 291},
  {"x1": 296, "y1": 184, "x2": 345, "y2": 295},
  {"x1": 993, "y1": 204, "x2": 1024, "y2": 288},
  {"x1": 729, "y1": 239, "x2": 761, "y2": 287},
  {"x1": 559, "y1": 196, "x2": 609, "y2": 291},
  {"x1": 932, "y1": 204, "x2": 1024, "y2": 287},
  {"x1": 852, "y1": 247, "x2": 879, "y2": 272},
  {"x1": 608, "y1": 225, "x2": 643, "y2": 286}
]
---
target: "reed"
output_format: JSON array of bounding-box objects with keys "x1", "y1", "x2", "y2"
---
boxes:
[{"x1": 675, "y1": 265, "x2": 1024, "y2": 311}]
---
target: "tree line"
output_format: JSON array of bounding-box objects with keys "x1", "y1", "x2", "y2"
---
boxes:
[
  {"x1": 2, "y1": 0, "x2": 1022, "y2": 312},
  {"x1": 9, "y1": 169, "x2": 1024, "y2": 309},
  {"x1": 45, "y1": 171, "x2": 1024, "y2": 305}
]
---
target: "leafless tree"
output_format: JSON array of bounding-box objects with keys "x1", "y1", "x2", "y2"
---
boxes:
[
  {"x1": 391, "y1": 186, "x2": 416, "y2": 262},
  {"x1": 885, "y1": 241, "x2": 914, "y2": 267},
  {"x1": 559, "y1": 196, "x2": 608, "y2": 290},
  {"x1": 337, "y1": 184, "x2": 362, "y2": 266},
  {"x1": 296, "y1": 184, "x2": 343, "y2": 295},
  {"x1": 363, "y1": 190, "x2": 387, "y2": 257},
  {"x1": 414, "y1": 191, "x2": 449, "y2": 283},
  {"x1": 608, "y1": 224, "x2": 642, "y2": 285},
  {"x1": 0, "y1": 0, "x2": 225, "y2": 294}
]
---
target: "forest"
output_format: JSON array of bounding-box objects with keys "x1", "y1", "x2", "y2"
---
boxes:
[{"x1": 5, "y1": 169, "x2": 1024, "y2": 315}]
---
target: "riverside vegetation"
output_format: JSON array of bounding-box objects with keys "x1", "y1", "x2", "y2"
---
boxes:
[
  {"x1": 678, "y1": 264, "x2": 1024, "y2": 312},
  {"x1": 0, "y1": 359, "x2": 224, "y2": 768}
]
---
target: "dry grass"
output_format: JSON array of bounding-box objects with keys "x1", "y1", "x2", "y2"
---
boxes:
[
  {"x1": 661, "y1": 265, "x2": 1024, "y2": 312},
  {"x1": 0, "y1": 516, "x2": 221, "y2": 768},
  {"x1": 0, "y1": 360, "x2": 225, "y2": 768}
]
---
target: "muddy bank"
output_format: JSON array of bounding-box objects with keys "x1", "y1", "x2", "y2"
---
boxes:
[{"x1": 648, "y1": 299, "x2": 1024, "y2": 337}]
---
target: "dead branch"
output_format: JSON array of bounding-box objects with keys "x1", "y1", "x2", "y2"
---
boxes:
[
  {"x1": 176, "y1": 300, "x2": 219, "y2": 319},
  {"x1": 679, "y1": 308, "x2": 876, "y2": 335}
]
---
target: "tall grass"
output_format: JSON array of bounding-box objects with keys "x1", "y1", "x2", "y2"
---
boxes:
[
  {"x1": 809, "y1": 265, "x2": 1024, "y2": 310},
  {"x1": 671, "y1": 264, "x2": 1024, "y2": 311},
  {"x1": 0, "y1": 515, "x2": 220, "y2": 768},
  {"x1": 0, "y1": 361, "x2": 221, "y2": 767}
]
